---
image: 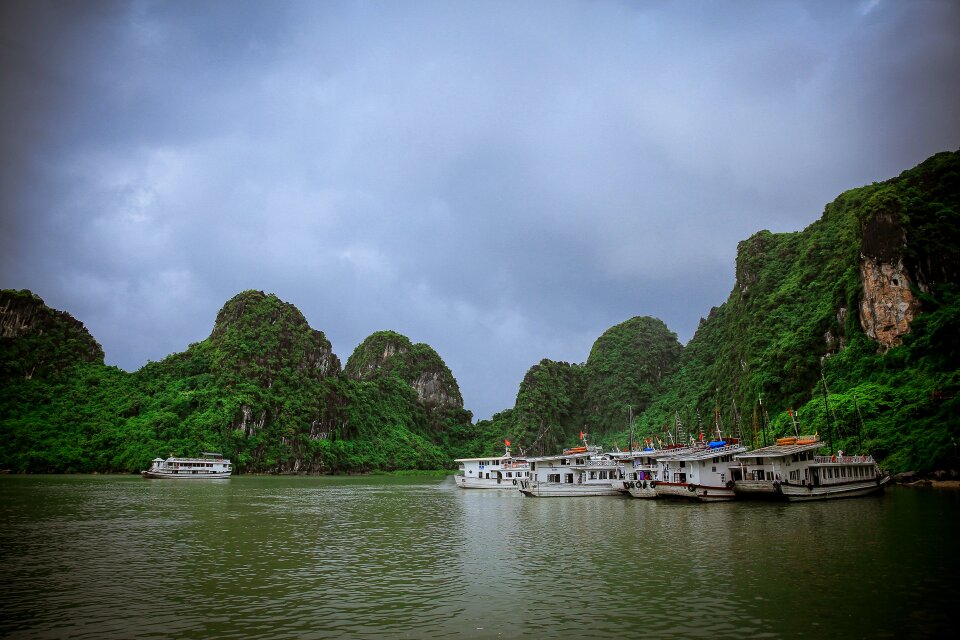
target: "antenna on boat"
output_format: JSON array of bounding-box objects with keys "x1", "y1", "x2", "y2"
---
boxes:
[{"x1": 789, "y1": 406, "x2": 800, "y2": 437}]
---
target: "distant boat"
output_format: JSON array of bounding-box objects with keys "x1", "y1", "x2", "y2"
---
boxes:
[
  {"x1": 454, "y1": 446, "x2": 529, "y2": 489},
  {"x1": 141, "y1": 452, "x2": 232, "y2": 479}
]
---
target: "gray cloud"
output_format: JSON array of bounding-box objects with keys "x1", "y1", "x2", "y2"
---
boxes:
[{"x1": 3, "y1": 0, "x2": 958, "y2": 419}]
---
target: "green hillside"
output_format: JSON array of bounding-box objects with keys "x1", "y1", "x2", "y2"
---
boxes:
[
  {"x1": 621, "y1": 151, "x2": 960, "y2": 473},
  {"x1": 0, "y1": 290, "x2": 473, "y2": 473}
]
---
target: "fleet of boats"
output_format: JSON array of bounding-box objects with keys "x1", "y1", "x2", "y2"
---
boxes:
[{"x1": 455, "y1": 433, "x2": 891, "y2": 502}]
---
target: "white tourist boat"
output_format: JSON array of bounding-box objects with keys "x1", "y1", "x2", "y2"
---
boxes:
[
  {"x1": 654, "y1": 440, "x2": 747, "y2": 502},
  {"x1": 729, "y1": 435, "x2": 822, "y2": 498},
  {"x1": 141, "y1": 452, "x2": 232, "y2": 479},
  {"x1": 609, "y1": 447, "x2": 661, "y2": 498},
  {"x1": 778, "y1": 453, "x2": 891, "y2": 501},
  {"x1": 518, "y1": 440, "x2": 623, "y2": 497},
  {"x1": 454, "y1": 446, "x2": 529, "y2": 488}
]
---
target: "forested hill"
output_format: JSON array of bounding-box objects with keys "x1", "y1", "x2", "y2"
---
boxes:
[
  {"x1": 0, "y1": 290, "x2": 475, "y2": 473},
  {"x1": 2, "y1": 151, "x2": 958, "y2": 475}
]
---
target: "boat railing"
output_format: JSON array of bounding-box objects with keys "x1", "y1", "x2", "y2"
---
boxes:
[{"x1": 814, "y1": 455, "x2": 874, "y2": 464}]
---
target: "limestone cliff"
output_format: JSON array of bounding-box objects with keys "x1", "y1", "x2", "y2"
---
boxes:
[
  {"x1": 345, "y1": 330, "x2": 464, "y2": 410},
  {"x1": 210, "y1": 290, "x2": 340, "y2": 380}
]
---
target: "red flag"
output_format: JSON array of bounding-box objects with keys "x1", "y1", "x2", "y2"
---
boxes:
[
  {"x1": 579, "y1": 430, "x2": 585, "y2": 440},
  {"x1": 788, "y1": 407, "x2": 793, "y2": 417},
  {"x1": 504, "y1": 439, "x2": 511, "y2": 447}
]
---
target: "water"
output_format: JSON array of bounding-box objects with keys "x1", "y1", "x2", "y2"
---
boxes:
[{"x1": 0, "y1": 475, "x2": 956, "y2": 639}]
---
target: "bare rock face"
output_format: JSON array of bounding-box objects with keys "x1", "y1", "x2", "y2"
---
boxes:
[
  {"x1": 859, "y1": 256, "x2": 920, "y2": 349},
  {"x1": 857, "y1": 193, "x2": 922, "y2": 349}
]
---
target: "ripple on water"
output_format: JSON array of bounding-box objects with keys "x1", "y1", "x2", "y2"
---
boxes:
[{"x1": 1, "y1": 478, "x2": 957, "y2": 639}]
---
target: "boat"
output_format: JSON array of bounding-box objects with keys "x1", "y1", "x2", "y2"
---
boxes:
[
  {"x1": 729, "y1": 435, "x2": 823, "y2": 498},
  {"x1": 454, "y1": 445, "x2": 529, "y2": 488},
  {"x1": 517, "y1": 437, "x2": 623, "y2": 497},
  {"x1": 653, "y1": 440, "x2": 747, "y2": 502},
  {"x1": 609, "y1": 445, "x2": 661, "y2": 498},
  {"x1": 141, "y1": 452, "x2": 232, "y2": 479},
  {"x1": 778, "y1": 453, "x2": 891, "y2": 501}
]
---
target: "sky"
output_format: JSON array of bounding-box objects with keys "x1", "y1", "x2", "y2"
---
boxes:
[{"x1": 2, "y1": 0, "x2": 959, "y2": 420}]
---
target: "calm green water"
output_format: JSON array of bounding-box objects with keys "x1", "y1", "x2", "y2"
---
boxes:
[{"x1": 0, "y1": 475, "x2": 956, "y2": 639}]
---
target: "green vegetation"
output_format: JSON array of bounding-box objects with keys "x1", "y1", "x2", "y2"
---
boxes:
[
  {"x1": 0, "y1": 291, "x2": 473, "y2": 473},
  {"x1": 2, "y1": 151, "x2": 957, "y2": 474}
]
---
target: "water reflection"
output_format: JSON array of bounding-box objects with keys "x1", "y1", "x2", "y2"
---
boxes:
[{"x1": 0, "y1": 476, "x2": 957, "y2": 639}]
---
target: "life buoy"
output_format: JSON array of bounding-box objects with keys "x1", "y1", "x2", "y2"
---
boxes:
[
  {"x1": 649, "y1": 481, "x2": 657, "y2": 488},
  {"x1": 642, "y1": 481, "x2": 648, "y2": 489},
  {"x1": 687, "y1": 484, "x2": 696, "y2": 492},
  {"x1": 726, "y1": 480, "x2": 735, "y2": 489}
]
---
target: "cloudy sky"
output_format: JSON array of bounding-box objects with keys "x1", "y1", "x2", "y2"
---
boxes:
[{"x1": 2, "y1": 0, "x2": 958, "y2": 419}]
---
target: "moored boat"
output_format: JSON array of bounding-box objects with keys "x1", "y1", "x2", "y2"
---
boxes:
[
  {"x1": 730, "y1": 435, "x2": 822, "y2": 498},
  {"x1": 141, "y1": 452, "x2": 232, "y2": 479},
  {"x1": 455, "y1": 445, "x2": 529, "y2": 488},
  {"x1": 518, "y1": 437, "x2": 623, "y2": 497},
  {"x1": 654, "y1": 440, "x2": 746, "y2": 502},
  {"x1": 779, "y1": 453, "x2": 890, "y2": 501},
  {"x1": 609, "y1": 447, "x2": 661, "y2": 498}
]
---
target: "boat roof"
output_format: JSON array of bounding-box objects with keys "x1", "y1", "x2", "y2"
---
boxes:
[
  {"x1": 735, "y1": 441, "x2": 822, "y2": 459},
  {"x1": 656, "y1": 443, "x2": 747, "y2": 461},
  {"x1": 523, "y1": 449, "x2": 615, "y2": 464},
  {"x1": 454, "y1": 455, "x2": 525, "y2": 463}
]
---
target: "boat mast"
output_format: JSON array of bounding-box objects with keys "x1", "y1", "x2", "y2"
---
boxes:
[
  {"x1": 627, "y1": 404, "x2": 635, "y2": 452},
  {"x1": 820, "y1": 374, "x2": 834, "y2": 454}
]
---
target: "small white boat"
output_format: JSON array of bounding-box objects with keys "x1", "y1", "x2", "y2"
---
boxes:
[
  {"x1": 141, "y1": 452, "x2": 232, "y2": 479},
  {"x1": 779, "y1": 453, "x2": 890, "y2": 501},
  {"x1": 518, "y1": 439, "x2": 623, "y2": 497},
  {"x1": 454, "y1": 446, "x2": 529, "y2": 488}
]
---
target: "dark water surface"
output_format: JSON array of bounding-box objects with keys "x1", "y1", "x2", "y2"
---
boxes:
[{"x1": 0, "y1": 475, "x2": 956, "y2": 639}]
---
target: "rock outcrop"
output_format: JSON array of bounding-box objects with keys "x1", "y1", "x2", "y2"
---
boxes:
[
  {"x1": 0, "y1": 289, "x2": 104, "y2": 380},
  {"x1": 345, "y1": 330, "x2": 464, "y2": 410}
]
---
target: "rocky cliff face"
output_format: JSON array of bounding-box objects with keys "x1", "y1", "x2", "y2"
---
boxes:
[
  {"x1": 857, "y1": 194, "x2": 922, "y2": 349},
  {"x1": 0, "y1": 289, "x2": 104, "y2": 380}
]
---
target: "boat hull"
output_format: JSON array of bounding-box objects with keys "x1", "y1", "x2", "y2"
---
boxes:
[
  {"x1": 654, "y1": 481, "x2": 736, "y2": 502},
  {"x1": 141, "y1": 470, "x2": 231, "y2": 480},
  {"x1": 518, "y1": 481, "x2": 622, "y2": 497},
  {"x1": 623, "y1": 479, "x2": 657, "y2": 499},
  {"x1": 733, "y1": 480, "x2": 784, "y2": 500},
  {"x1": 780, "y1": 476, "x2": 890, "y2": 501},
  {"x1": 455, "y1": 476, "x2": 521, "y2": 489}
]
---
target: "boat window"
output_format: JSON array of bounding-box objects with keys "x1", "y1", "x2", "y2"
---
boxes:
[
  {"x1": 565, "y1": 473, "x2": 573, "y2": 483},
  {"x1": 679, "y1": 461, "x2": 686, "y2": 468},
  {"x1": 712, "y1": 466, "x2": 717, "y2": 472}
]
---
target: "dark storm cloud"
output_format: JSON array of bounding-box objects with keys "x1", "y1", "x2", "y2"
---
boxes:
[{"x1": 2, "y1": 0, "x2": 959, "y2": 419}]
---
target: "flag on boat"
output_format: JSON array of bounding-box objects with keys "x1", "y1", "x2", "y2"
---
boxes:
[{"x1": 504, "y1": 439, "x2": 511, "y2": 447}]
